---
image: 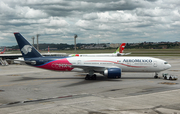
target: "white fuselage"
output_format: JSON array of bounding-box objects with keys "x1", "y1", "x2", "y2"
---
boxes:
[
  {"x1": 68, "y1": 53, "x2": 131, "y2": 57},
  {"x1": 69, "y1": 53, "x2": 118, "y2": 57},
  {"x1": 67, "y1": 56, "x2": 171, "y2": 73}
]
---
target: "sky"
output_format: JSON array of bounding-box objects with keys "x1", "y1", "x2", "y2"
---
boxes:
[{"x1": 0, "y1": 0, "x2": 180, "y2": 46}]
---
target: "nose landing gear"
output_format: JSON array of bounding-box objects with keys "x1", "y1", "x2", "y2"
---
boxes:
[
  {"x1": 162, "y1": 73, "x2": 178, "y2": 80},
  {"x1": 154, "y1": 73, "x2": 178, "y2": 80}
]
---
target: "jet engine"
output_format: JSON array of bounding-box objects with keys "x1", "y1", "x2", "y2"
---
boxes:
[{"x1": 104, "y1": 68, "x2": 121, "y2": 78}]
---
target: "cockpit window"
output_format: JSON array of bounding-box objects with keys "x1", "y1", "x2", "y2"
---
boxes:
[{"x1": 164, "y1": 62, "x2": 168, "y2": 64}]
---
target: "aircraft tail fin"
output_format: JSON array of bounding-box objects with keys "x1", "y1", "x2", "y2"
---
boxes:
[
  {"x1": 115, "y1": 47, "x2": 120, "y2": 53},
  {"x1": 0, "y1": 47, "x2": 6, "y2": 54},
  {"x1": 114, "y1": 43, "x2": 126, "y2": 53},
  {"x1": 14, "y1": 33, "x2": 42, "y2": 59},
  {"x1": 120, "y1": 43, "x2": 126, "y2": 53}
]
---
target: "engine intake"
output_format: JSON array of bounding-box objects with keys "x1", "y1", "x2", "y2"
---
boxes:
[{"x1": 104, "y1": 68, "x2": 121, "y2": 78}]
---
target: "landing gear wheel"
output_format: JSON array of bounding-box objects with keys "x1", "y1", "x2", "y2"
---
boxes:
[
  {"x1": 85, "y1": 74, "x2": 96, "y2": 80},
  {"x1": 154, "y1": 76, "x2": 158, "y2": 79},
  {"x1": 85, "y1": 74, "x2": 90, "y2": 80},
  {"x1": 154, "y1": 72, "x2": 159, "y2": 79},
  {"x1": 91, "y1": 74, "x2": 97, "y2": 80},
  {"x1": 169, "y1": 76, "x2": 172, "y2": 80}
]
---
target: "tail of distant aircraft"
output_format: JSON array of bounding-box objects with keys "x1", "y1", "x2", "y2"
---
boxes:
[
  {"x1": 0, "y1": 47, "x2": 6, "y2": 54},
  {"x1": 14, "y1": 33, "x2": 42, "y2": 59},
  {"x1": 114, "y1": 47, "x2": 120, "y2": 53},
  {"x1": 119, "y1": 43, "x2": 126, "y2": 53},
  {"x1": 114, "y1": 43, "x2": 126, "y2": 53}
]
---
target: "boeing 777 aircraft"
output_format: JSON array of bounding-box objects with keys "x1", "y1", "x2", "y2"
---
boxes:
[
  {"x1": 14, "y1": 33, "x2": 171, "y2": 80},
  {"x1": 69, "y1": 43, "x2": 131, "y2": 57}
]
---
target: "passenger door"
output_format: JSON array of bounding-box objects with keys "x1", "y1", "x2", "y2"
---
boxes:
[{"x1": 153, "y1": 61, "x2": 157, "y2": 67}]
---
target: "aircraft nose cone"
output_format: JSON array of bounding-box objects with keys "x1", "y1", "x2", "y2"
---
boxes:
[
  {"x1": 168, "y1": 64, "x2": 171, "y2": 68},
  {"x1": 165, "y1": 64, "x2": 171, "y2": 70},
  {"x1": 164, "y1": 64, "x2": 171, "y2": 70}
]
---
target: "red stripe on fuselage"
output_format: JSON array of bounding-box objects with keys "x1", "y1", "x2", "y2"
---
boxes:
[{"x1": 37, "y1": 58, "x2": 73, "y2": 71}]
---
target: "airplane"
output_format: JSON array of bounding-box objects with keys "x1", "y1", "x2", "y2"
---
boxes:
[
  {"x1": 69, "y1": 43, "x2": 131, "y2": 57},
  {"x1": 0, "y1": 47, "x2": 6, "y2": 54},
  {"x1": 14, "y1": 32, "x2": 171, "y2": 80}
]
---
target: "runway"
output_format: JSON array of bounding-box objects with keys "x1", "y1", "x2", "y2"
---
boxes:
[{"x1": 0, "y1": 57, "x2": 180, "y2": 114}]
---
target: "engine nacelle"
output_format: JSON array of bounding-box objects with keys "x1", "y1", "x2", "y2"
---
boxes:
[{"x1": 104, "y1": 68, "x2": 121, "y2": 78}]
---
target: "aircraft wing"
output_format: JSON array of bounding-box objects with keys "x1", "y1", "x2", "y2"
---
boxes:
[
  {"x1": 124, "y1": 52, "x2": 131, "y2": 55},
  {"x1": 0, "y1": 53, "x2": 67, "y2": 59},
  {"x1": 72, "y1": 64, "x2": 119, "y2": 73},
  {"x1": 0, "y1": 54, "x2": 22, "y2": 59},
  {"x1": 42, "y1": 53, "x2": 67, "y2": 56}
]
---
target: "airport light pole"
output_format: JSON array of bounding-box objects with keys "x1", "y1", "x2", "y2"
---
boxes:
[
  {"x1": 74, "y1": 34, "x2": 78, "y2": 54},
  {"x1": 32, "y1": 36, "x2": 35, "y2": 47},
  {"x1": 36, "y1": 34, "x2": 40, "y2": 50}
]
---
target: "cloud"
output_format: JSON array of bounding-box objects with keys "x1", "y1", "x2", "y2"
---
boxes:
[
  {"x1": 0, "y1": 0, "x2": 180, "y2": 46},
  {"x1": 83, "y1": 13, "x2": 98, "y2": 20},
  {"x1": 46, "y1": 17, "x2": 69, "y2": 27}
]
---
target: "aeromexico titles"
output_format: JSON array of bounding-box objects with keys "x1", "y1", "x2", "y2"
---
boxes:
[{"x1": 14, "y1": 33, "x2": 171, "y2": 80}]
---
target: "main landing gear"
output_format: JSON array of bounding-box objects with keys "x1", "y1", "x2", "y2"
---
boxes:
[
  {"x1": 85, "y1": 70, "x2": 97, "y2": 80},
  {"x1": 85, "y1": 74, "x2": 97, "y2": 80},
  {"x1": 154, "y1": 72, "x2": 159, "y2": 79}
]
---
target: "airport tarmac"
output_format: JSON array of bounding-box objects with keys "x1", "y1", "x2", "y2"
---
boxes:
[{"x1": 0, "y1": 57, "x2": 180, "y2": 114}]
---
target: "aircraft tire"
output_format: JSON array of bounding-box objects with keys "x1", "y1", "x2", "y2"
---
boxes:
[
  {"x1": 154, "y1": 76, "x2": 158, "y2": 79},
  {"x1": 169, "y1": 76, "x2": 172, "y2": 80},
  {"x1": 85, "y1": 74, "x2": 90, "y2": 80},
  {"x1": 85, "y1": 74, "x2": 96, "y2": 80},
  {"x1": 92, "y1": 74, "x2": 97, "y2": 80}
]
